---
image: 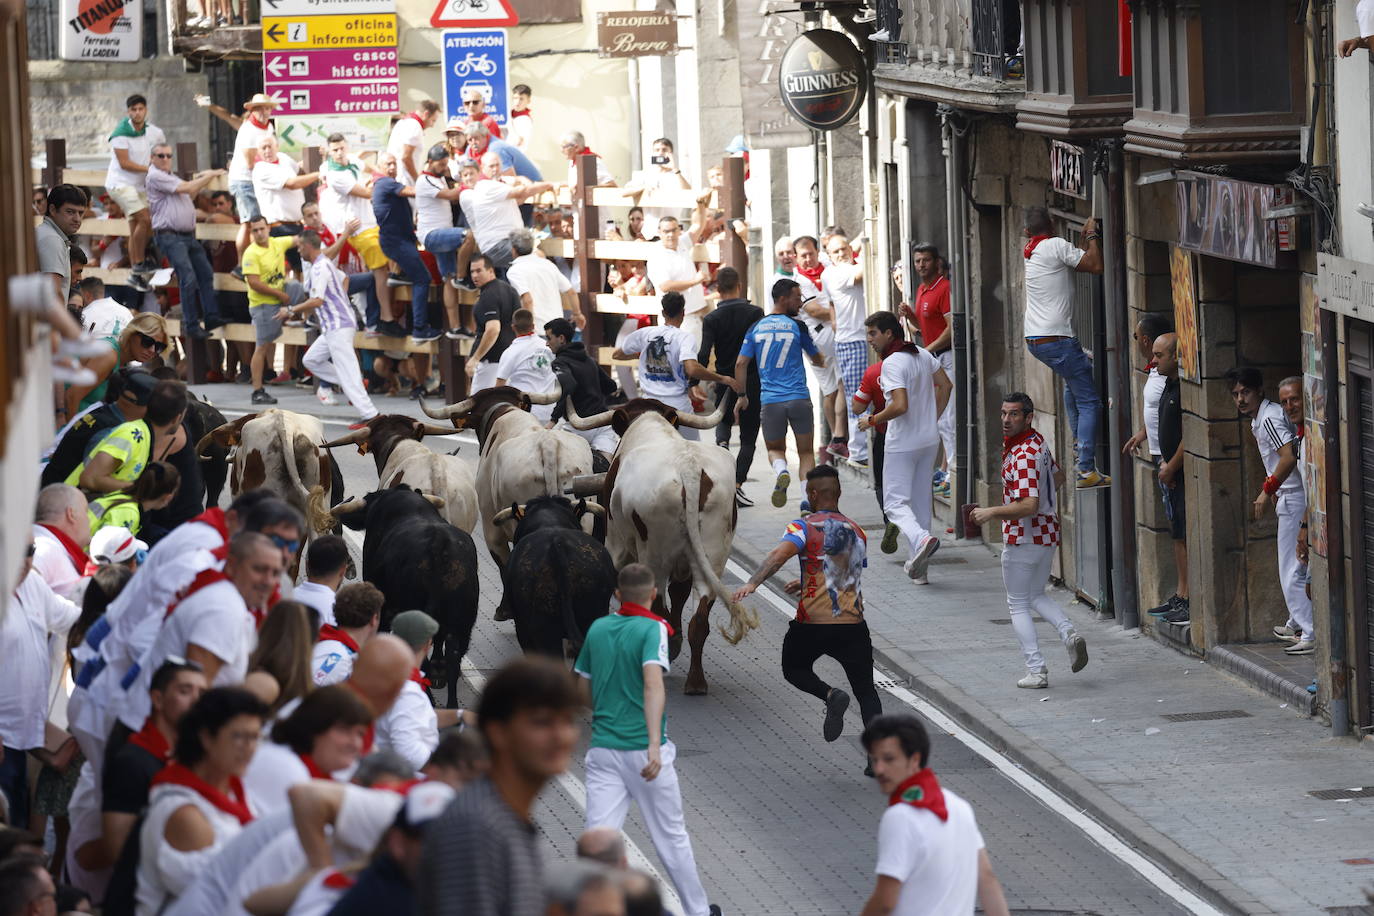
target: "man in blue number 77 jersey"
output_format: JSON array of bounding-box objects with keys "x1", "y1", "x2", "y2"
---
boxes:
[{"x1": 733, "y1": 278, "x2": 828, "y2": 507}]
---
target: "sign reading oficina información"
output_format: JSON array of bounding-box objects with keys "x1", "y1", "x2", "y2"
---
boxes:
[{"x1": 777, "y1": 29, "x2": 866, "y2": 131}]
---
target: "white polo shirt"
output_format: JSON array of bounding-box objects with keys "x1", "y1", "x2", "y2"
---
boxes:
[
  {"x1": 320, "y1": 160, "x2": 376, "y2": 234},
  {"x1": 461, "y1": 178, "x2": 523, "y2": 253},
  {"x1": 1023, "y1": 237, "x2": 1083, "y2": 339},
  {"x1": 879, "y1": 346, "x2": 944, "y2": 453},
  {"x1": 874, "y1": 787, "x2": 985, "y2": 916},
  {"x1": 823, "y1": 262, "x2": 866, "y2": 343},
  {"x1": 1252, "y1": 399, "x2": 1303, "y2": 498},
  {"x1": 1143, "y1": 366, "x2": 1166, "y2": 458},
  {"x1": 229, "y1": 119, "x2": 274, "y2": 183},
  {"x1": 253, "y1": 153, "x2": 306, "y2": 224},
  {"x1": 387, "y1": 116, "x2": 426, "y2": 184}
]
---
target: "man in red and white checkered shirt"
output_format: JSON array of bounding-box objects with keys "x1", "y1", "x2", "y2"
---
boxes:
[{"x1": 969, "y1": 393, "x2": 1089, "y2": 689}]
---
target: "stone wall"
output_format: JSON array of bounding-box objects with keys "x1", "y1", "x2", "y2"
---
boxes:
[{"x1": 29, "y1": 58, "x2": 209, "y2": 167}]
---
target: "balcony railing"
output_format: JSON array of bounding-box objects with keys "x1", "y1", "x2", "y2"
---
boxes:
[{"x1": 878, "y1": 0, "x2": 1023, "y2": 107}]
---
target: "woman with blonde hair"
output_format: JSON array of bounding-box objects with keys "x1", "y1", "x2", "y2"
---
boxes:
[
  {"x1": 247, "y1": 600, "x2": 316, "y2": 718},
  {"x1": 66, "y1": 311, "x2": 169, "y2": 415}
]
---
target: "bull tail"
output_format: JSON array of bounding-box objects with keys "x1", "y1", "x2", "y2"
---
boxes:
[
  {"x1": 539, "y1": 434, "x2": 560, "y2": 497},
  {"x1": 305, "y1": 486, "x2": 335, "y2": 535},
  {"x1": 678, "y1": 454, "x2": 759, "y2": 645},
  {"x1": 548, "y1": 537, "x2": 583, "y2": 647}
]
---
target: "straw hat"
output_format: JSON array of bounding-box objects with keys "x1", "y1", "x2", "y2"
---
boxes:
[{"x1": 243, "y1": 92, "x2": 280, "y2": 111}]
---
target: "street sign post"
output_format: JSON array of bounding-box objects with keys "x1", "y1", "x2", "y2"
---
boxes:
[
  {"x1": 263, "y1": 2, "x2": 399, "y2": 120},
  {"x1": 441, "y1": 29, "x2": 509, "y2": 123}
]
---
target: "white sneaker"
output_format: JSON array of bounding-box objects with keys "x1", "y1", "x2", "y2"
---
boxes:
[
  {"x1": 1017, "y1": 668, "x2": 1049, "y2": 689},
  {"x1": 904, "y1": 535, "x2": 940, "y2": 580},
  {"x1": 1272, "y1": 624, "x2": 1300, "y2": 640},
  {"x1": 316, "y1": 389, "x2": 339, "y2": 406},
  {"x1": 910, "y1": 574, "x2": 928, "y2": 585},
  {"x1": 1065, "y1": 631, "x2": 1089, "y2": 673},
  {"x1": 1284, "y1": 639, "x2": 1315, "y2": 656}
]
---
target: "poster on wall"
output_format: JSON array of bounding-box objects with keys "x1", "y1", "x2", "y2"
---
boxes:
[
  {"x1": 1170, "y1": 246, "x2": 1200, "y2": 383},
  {"x1": 1175, "y1": 172, "x2": 1290, "y2": 269},
  {"x1": 60, "y1": 0, "x2": 143, "y2": 60},
  {"x1": 733, "y1": 0, "x2": 810, "y2": 149},
  {"x1": 1300, "y1": 272, "x2": 1327, "y2": 557}
]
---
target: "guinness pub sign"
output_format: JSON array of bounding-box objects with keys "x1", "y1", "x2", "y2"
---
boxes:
[
  {"x1": 778, "y1": 29, "x2": 867, "y2": 131},
  {"x1": 596, "y1": 11, "x2": 678, "y2": 58}
]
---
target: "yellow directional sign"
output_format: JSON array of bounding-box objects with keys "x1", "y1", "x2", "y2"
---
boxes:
[{"x1": 261, "y1": 14, "x2": 397, "y2": 49}]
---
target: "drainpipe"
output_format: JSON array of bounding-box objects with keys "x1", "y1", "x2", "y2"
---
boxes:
[
  {"x1": 1322, "y1": 308, "x2": 1348, "y2": 736},
  {"x1": 940, "y1": 104, "x2": 972, "y2": 536},
  {"x1": 1098, "y1": 139, "x2": 1139, "y2": 630}
]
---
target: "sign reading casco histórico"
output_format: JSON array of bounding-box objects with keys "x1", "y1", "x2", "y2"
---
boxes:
[
  {"x1": 596, "y1": 11, "x2": 678, "y2": 58},
  {"x1": 777, "y1": 29, "x2": 866, "y2": 131}
]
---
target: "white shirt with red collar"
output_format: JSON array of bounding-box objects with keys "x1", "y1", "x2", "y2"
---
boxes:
[
  {"x1": 0, "y1": 571, "x2": 79, "y2": 749},
  {"x1": 496, "y1": 332, "x2": 558, "y2": 422},
  {"x1": 31, "y1": 523, "x2": 88, "y2": 600},
  {"x1": 374, "y1": 672, "x2": 438, "y2": 773}
]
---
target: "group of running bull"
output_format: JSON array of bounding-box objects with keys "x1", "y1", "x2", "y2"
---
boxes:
[{"x1": 194, "y1": 383, "x2": 762, "y2": 706}]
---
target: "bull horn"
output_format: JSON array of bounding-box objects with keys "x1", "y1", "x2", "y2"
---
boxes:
[
  {"x1": 320, "y1": 427, "x2": 372, "y2": 449},
  {"x1": 194, "y1": 421, "x2": 235, "y2": 459},
  {"x1": 420, "y1": 395, "x2": 476, "y2": 420},
  {"x1": 523, "y1": 380, "x2": 562, "y2": 406},
  {"x1": 565, "y1": 397, "x2": 615, "y2": 431},
  {"x1": 580, "y1": 502, "x2": 607, "y2": 517},
  {"x1": 674, "y1": 400, "x2": 727, "y2": 430},
  {"x1": 422, "y1": 494, "x2": 447, "y2": 510},
  {"x1": 329, "y1": 496, "x2": 367, "y2": 518},
  {"x1": 491, "y1": 505, "x2": 521, "y2": 525},
  {"x1": 418, "y1": 423, "x2": 458, "y2": 438}
]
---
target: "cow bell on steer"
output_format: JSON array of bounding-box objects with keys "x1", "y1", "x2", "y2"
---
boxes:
[{"x1": 564, "y1": 474, "x2": 608, "y2": 499}]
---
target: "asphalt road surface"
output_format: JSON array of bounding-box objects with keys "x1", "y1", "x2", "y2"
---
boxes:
[{"x1": 214, "y1": 389, "x2": 1201, "y2": 916}]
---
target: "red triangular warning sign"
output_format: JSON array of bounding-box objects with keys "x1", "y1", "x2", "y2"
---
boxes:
[{"x1": 430, "y1": 0, "x2": 517, "y2": 28}]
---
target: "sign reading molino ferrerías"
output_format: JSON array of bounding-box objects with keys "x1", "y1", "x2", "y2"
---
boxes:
[
  {"x1": 596, "y1": 11, "x2": 677, "y2": 58},
  {"x1": 778, "y1": 29, "x2": 866, "y2": 131}
]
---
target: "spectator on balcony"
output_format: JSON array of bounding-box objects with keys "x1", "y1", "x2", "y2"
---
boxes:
[
  {"x1": 623, "y1": 138, "x2": 690, "y2": 236},
  {"x1": 1021, "y1": 207, "x2": 1106, "y2": 488},
  {"x1": 823, "y1": 233, "x2": 869, "y2": 466},
  {"x1": 1339, "y1": 0, "x2": 1374, "y2": 56},
  {"x1": 104, "y1": 94, "x2": 165, "y2": 294},
  {"x1": 508, "y1": 84, "x2": 533, "y2": 150},
  {"x1": 456, "y1": 86, "x2": 504, "y2": 141},
  {"x1": 252, "y1": 135, "x2": 316, "y2": 234},
  {"x1": 373, "y1": 152, "x2": 438, "y2": 343},
  {"x1": 559, "y1": 131, "x2": 617, "y2": 189},
  {"x1": 415, "y1": 145, "x2": 468, "y2": 338},
  {"x1": 36, "y1": 184, "x2": 89, "y2": 303},
  {"x1": 388, "y1": 100, "x2": 441, "y2": 186},
  {"x1": 241, "y1": 217, "x2": 304, "y2": 405},
  {"x1": 145, "y1": 144, "x2": 227, "y2": 341},
  {"x1": 508, "y1": 228, "x2": 580, "y2": 331},
  {"x1": 460, "y1": 151, "x2": 554, "y2": 275},
  {"x1": 319, "y1": 132, "x2": 395, "y2": 335}
]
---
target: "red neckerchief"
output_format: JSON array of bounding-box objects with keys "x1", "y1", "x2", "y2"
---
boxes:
[
  {"x1": 515, "y1": 331, "x2": 534, "y2": 338},
  {"x1": 796, "y1": 262, "x2": 825, "y2": 285},
  {"x1": 1023, "y1": 235, "x2": 1052, "y2": 259},
  {"x1": 617, "y1": 602, "x2": 675, "y2": 636},
  {"x1": 1003, "y1": 426, "x2": 1036, "y2": 460},
  {"x1": 1295, "y1": 424, "x2": 1305, "y2": 439},
  {"x1": 468, "y1": 139, "x2": 489, "y2": 158},
  {"x1": 127, "y1": 716, "x2": 172, "y2": 762},
  {"x1": 190, "y1": 507, "x2": 230, "y2": 543},
  {"x1": 151, "y1": 762, "x2": 254, "y2": 826},
  {"x1": 409, "y1": 112, "x2": 427, "y2": 129},
  {"x1": 1145, "y1": 360, "x2": 1158, "y2": 371},
  {"x1": 318, "y1": 625, "x2": 360, "y2": 654},
  {"x1": 248, "y1": 113, "x2": 271, "y2": 130},
  {"x1": 579, "y1": 146, "x2": 599, "y2": 158},
  {"x1": 38, "y1": 524, "x2": 91, "y2": 575},
  {"x1": 164, "y1": 567, "x2": 229, "y2": 619},
  {"x1": 378, "y1": 777, "x2": 425, "y2": 795},
  {"x1": 887, "y1": 768, "x2": 948, "y2": 821},
  {"x1": 322, "y1": 869, "x2": 357, "y2": 890},
  {"x1": 410, "y1": 667, "x2": 432, "y2": 690},
  {"x1": 510, "y1": 107, "x2": 530, "y2": 118},
  {"x1": 882, "y1": 339, "x2": 922, "y2": 358},
  {"x1": 299, "y1": 753, "x2": 332, "y2": 780}
]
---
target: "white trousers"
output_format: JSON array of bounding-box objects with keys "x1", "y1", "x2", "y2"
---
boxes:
[
  {"x1": 936, "y1": 350, "x2": 955, "y2": 469},
  {"x1": 558, "y1": 421, "x2": 620, "y2": 455},
  {"x1": 471, "y1": 360, "x2": 500, "y2": 394},
  {"x1": 614, "y1": 321, "x2": 638, "y2": 398},
  {"x1": 882, "y1": 445, "x2": 940, "y2": 559},
  {"x1": 1001, "y1": 543, "x2": 1075, "y2": 671},
  {"x1": 1276, "y1": 491, "x2": 1314, "y2": 636},
  {"x1": 303, "y1": 327, "x2": 378, "y2": 420},
  {"x1": 586, "y1": 741, "x2": 710, "y2": 916}
]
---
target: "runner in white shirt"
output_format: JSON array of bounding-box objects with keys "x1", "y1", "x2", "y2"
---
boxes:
[
  {"x1": 495, "y1": 309, "x2": 560, "y2": 423},
  {"x1": 823, "y1": 233, "x2": 870, "y2": 464},
  {"x1": 387, "y1": 101, "x2": 440, "y2": 186},
  {"x1": 858, "y1": 313, "x2": 951, "y2": 585},
  {"x1": 252, "y1": 136, "x2": 316, "y2": 226},
  {"x1": 294, "y1": 232, "x2": 379, "y2": 422},
  {"x1": 861, "y1": 714, "x2": 1010, "y2": 916},
  {"x1": 612, "y1": 292, "x2": 738, "y2": 442},
  {"x1": 645, "y1": 206, "x2": 711, "y2": 342},
  {"x1": 507, "y1": 229, "x2": 579, "y2": 329}
]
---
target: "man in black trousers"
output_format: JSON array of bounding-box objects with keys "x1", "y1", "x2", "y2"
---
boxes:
[{"x1": 696, "y1": 266, "x2": 764, "y2": 508}]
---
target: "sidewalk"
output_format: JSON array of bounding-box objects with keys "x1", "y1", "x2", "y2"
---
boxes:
[{"x1": 728, "y1": 455, "x2": 1374, "y2": 916}]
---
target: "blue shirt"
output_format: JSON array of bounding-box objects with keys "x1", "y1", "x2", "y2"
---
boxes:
[
  {"x1": 371, "y1": 176, "x2": 413, "y2": 240},
  {"x1": 488, "y1": 138, "x2": 542, "y2": 181},
  {"x1": 739, "y1": 313, "x2": 818, "y2": 404}
]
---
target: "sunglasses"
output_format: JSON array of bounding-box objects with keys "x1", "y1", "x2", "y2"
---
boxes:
[
  {"x1": 152, "y1": 152, "x2": 173, "y2": 159},
  {"x1": 269, "y1": 533, "x2": 300, "y2": 554},
  {"x1": 464, "y1": 99, "x2": 483, "y2": 106},
  {"x1": 137, "y1": 332, "x2": 167, "y2": 354}
]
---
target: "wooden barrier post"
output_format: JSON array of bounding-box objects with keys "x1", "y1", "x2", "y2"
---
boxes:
[
  {"x1": 720, "y1": 156, "x2": 748, "y2": 275},
  {"x1": 41, "y1": 139, "x2": 66, "y2": 192},
  {"x1": 575, "y1": 154, "x2": 602, "y2": 350},
  {"x1": 175, "y1": 142, "x2": 211, "y2": 384},
  {"x1": 437, "y1": 336, "x2": 467, "y2": 402}
]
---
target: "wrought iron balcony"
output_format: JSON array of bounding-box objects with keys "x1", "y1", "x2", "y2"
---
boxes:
[{"x1": 874, "y1": 0, "x2": 1024, "y2": 110}]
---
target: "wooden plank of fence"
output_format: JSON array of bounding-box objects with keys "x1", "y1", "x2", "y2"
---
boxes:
[
  {"x1": 591, "y1": 239, "x2": 719, "y2": 262},
  {"x1": 163, "y1": 318, "x2": 454, "y2": 355},
  {"x1": 589, "y1": 187, "x2": 706, "y2": 210},
  {"x1": 51, "y1": 168, "x2": 230, "y2": 192},
  {"x1": 53, "y1": 217, "x2": 241, "y2": 242}
]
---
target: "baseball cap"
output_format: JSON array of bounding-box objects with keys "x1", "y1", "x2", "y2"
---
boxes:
[
  {"x1": 89, "y1": 526, "x2": 149, "y2": 566},
  {"x1": 113, "y1": 367, "x2": 158, "y2": 406},
  {"x1": 83, "y1": 298, "x2": 135, "y2": 338},
  {"x1": 444, "y1": 116, "x2": 466, "y2": 133},
  {"x1": 393, "y1": 780, "x2": 455, "y2": 834},
  {"x1": 391, "y1": 610, "x2": 439, "y2": 650},
  {"x1": 427, "y1": 143, "x2": 451, "y2": 162}
]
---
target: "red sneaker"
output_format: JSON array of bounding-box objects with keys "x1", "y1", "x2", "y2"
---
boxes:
[
  {"x1": 205, "y1": 370, "x2": 225, "y2": 383},
  {"x1": 267, "y1": 371, "x2": 293, "y2": 386}
]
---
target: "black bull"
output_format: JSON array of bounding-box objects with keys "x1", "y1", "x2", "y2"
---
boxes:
[
  {"x1": 501, "y1": 496, "x2": 616, "y2": 658},
  {"x1": 335, "y1": 486, "x2": 479, "y2": 709}
]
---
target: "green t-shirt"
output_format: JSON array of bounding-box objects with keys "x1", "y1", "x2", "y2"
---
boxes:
[
  {"x1": 574, "y1": 610, "x2": 670, "y2": 751},
  {"x1": 66, "y1": 418, "x2": 151, "y2": 488},
  {"x1": 242, "y1": 236, "x2": 294, "y2": 309}
]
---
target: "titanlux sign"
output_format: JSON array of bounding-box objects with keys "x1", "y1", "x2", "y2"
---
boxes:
[
  {"x1": 596, "y1": 11, "x2": 678, "y2": 58},
  {"x1": 778, "y1": 29, "x2": 866, "y2": 131}
]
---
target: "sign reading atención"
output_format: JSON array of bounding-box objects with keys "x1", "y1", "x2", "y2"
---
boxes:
[
  {"x1": 596, "y1": 11, "x2": 677, "y2": 58},
  {"x1": 778, "y1": 29, "x2": 866, "y2": 131}
]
